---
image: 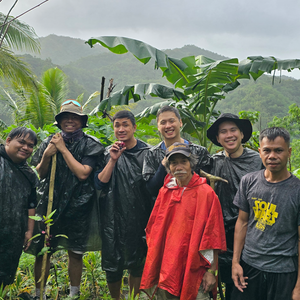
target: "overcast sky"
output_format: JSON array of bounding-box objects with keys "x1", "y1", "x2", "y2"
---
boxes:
[{"x1": 2, "y1": 0, "x2": 300, "y2": 78}]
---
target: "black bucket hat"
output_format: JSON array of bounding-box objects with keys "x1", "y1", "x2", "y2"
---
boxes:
[
  {"x1": 207, "y1": 113, "x2": 252, "y2": 147},
  {"x1": 54, "y1": 100, "x2": 88, "y2": 129}
]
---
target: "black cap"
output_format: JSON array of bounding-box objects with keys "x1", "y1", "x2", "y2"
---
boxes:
[{"x1": 166, "y1": 142, "x2": 191, "y2": 159}]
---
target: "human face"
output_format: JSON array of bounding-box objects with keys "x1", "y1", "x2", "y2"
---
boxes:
[
  {"x1": 259, "y1": 136, "x2": 291, "y2": 175},
  {"x1": 5, "y1": 134, "x2": 35, "y2": 163},
  {"x1": 113, "y1": 118, "x2": 137, "y2": 142},
  {"x1": 216, "y1": 121, "x2": 244, "y2": 154},
  {"x1": 59, "y1": 113, "x2": 83, "y2": 133},
  {"x1": 157, "y1": 111, "x2": 182, "y2": 141},
  {"x1": 169, "y1": 153, "x2": 193, "y2": 187}
]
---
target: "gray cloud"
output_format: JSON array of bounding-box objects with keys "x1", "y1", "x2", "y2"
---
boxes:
[{"x1": 1, "y1": 0, "x2": 300, "y2": 63}]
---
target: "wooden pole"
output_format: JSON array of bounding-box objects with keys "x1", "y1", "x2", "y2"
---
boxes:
[
  {"x1": 40, "y1": 153, "x2": 57, "y2": 300},
  {"x1": 100, "y1": 76, "x2": 105, "y2": 103}
]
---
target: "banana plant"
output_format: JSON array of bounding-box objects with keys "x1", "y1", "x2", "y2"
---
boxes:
[{"x1": 86, "y1": 36, "x2": 300, "y2": 147}]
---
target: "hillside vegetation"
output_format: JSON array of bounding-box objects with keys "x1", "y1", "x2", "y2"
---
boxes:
[{"x1": 11, "y1": 34, "x2": 300, "y2": 127}]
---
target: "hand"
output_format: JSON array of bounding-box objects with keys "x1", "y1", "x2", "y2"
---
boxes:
[
  {"x1": 292, "y1": 284, "x2": 300, "y2": 300},
  {"x1": 109, "y1": 141, "x2": 126, "y2": 161},
  {"x1": 50, "y1": 133, "x2": 66, "y2": 152},
  {"x1": 161, "y1": 156, "x2": 167, "y2": 167},
  {"x1": 44, "y1": 138, "x2": 58, "y2": 158},
  {"x1": 23, "y1": 231, "x2": 33, "y2": 251},
  {"x1": 232, "y1": 262, "x2": 248, "y2": 292},
  {"x1": 202, "y1": 271, "x2": 216, "y2": 293}
]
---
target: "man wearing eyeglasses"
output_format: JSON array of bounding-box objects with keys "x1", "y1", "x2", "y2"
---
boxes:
[
  {"x1": 0, "y1": 127, "x2": 39, "y2": 288},
  {"x1": 30, "y1": 100, "x2": 104, "y2": 299}
]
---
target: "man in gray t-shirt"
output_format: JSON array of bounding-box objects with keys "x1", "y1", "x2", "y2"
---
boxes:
[{"x1": 231, "y1": 127, "x2": 300, "y2": 300}]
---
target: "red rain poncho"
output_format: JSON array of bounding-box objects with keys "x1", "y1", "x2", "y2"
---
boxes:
[{"x1": 140, "y1": 173, "x2": 226, "y2": 300}]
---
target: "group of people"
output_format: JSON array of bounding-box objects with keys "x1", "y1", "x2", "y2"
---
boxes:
[{"x1": 1, "y1": 100, "x2": 300, "y2": 300}]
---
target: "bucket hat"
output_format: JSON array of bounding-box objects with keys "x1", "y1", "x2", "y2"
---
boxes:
[
  {"x1": 207, "y1": 113, "x2": 252, "y2": 147},
  {"x1": 54, "y1": 100, "x2": 88, "y2": 129}
]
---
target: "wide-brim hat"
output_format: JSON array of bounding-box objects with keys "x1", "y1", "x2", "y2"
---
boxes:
[
  {"x1": 207, "y1": 113, "x2": 252, "y2": 147},
  {"x1": 166, "y1": 142, "x2": 191, "y2": 159},
  {"x1": 54, "y1": 100, "x2": 88, "y2": 129}
]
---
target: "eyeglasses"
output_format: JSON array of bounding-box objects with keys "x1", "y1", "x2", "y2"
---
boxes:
[{"x1": 61, "y1": 100, "x2": 82, "y2": 109}]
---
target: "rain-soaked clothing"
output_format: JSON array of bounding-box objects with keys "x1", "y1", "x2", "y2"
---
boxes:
[
  {"x1": 0, "y1": 144, "x2": 39, "y2": 286},
  {"x1": 28, "y1": 133, "x2": 104, "y2": 254},
  {"x1": 95, "y1": 139, "x2": 153, "y2": 274},
  {"x1": 140, "y1": 173, "x2": 226, "y2": 300},
  {"x1": 211, "y1": 148, "x2": 262, "y2": 283},
  {"x1": 142, "y1": 141, "x2": 212, "y2": 197}
]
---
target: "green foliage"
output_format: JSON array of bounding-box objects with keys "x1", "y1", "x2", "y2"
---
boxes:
[
  {"x1": 86, "y1": 36, "x2": 300, "y2": 149},
  {"x1": 268, "y1": 104, "x2": 300, "y2": 171},
  {"x1": 290, "y1": 140, "x2": 300, "y2": 172},
  {"x1": 268, "y1": 103, "x2": 300, "y2": 135},
  {"x1": 10, "y1": 35, "x2": 300, "y2": 134},
  {"x1": 83, "y1": 115, "x2": 114, "y2": 147},
  {"x1": 217, "y1": 77, "x2": 300, "y2": 129},
  {"x1": 0, "y1": 13, "x2": 39, "y2": 90},
  {"x1": 4, "y1": 252, "x2": 141, "y2": 299},
  {"x1": 239, "y1": 110, "x2": 260, "y2": 125}
]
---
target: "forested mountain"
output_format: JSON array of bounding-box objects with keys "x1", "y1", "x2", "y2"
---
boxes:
[
  {"x1": 217, "y1": 76, "x2": 300, "y2": 128},
  {"x1": 12, "y1": 35, "x2": 300, "y2": 127}
]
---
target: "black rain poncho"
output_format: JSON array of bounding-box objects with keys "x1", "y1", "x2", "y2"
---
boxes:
[
  {"x1": 211, "y1": 148, "x2": 263, "y2": 282},
  {"x1": 97, "y1": 140, "x2": 153, "y2": 272},
  {"x1": 143, "y1": 141, "x2": 212, "y2": 181},
  {"x1": 142, "y1": 141, "x2": 212, "y2": 197},
  {"x1": 28, "y1": 133, "x2": 104, "y2": 255},
  {"x1": 0, "y1": 145, "x2": 39, "y2": 286}
]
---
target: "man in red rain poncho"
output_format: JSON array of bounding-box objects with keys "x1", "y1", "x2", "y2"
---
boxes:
[{"x1": 140, "y1": 142, "x2": 226, "y2": 300}]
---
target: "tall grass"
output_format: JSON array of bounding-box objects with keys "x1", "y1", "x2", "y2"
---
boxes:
[{"x1": 4, "y1": 251, "x2": 143, "y2": 300}]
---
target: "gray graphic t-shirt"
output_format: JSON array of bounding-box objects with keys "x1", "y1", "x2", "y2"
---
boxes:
[{"x1": 234, "y1": 170, "x2": 300, "y2": 273}]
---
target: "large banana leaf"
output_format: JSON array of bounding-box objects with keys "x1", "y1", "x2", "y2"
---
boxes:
[
  {"x1": 90, "y1": 83, "x2": 187, "y2": 115},
  {"x1": 86, "y1": 36, "x2": 196, "y2": 88},
  {"x1": 238, "y1": 56, "x2": 300, "y2": 81},
  {"x1": 86, "y1": 36, "x2": 300, "y2": 147}
]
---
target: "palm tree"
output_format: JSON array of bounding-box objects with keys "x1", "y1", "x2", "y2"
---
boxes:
[
  {"x1": 2, "y1": 68, "x2": 68, "y2": 128},
  {"x1": 0, "y1": 12, "x2": 40, "y2": 88}
]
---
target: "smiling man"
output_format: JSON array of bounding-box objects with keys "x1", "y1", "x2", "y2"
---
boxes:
[
  {"x1": 30, "y1": 100, "x2": 104, "y2": 299},
  {"x1": 143, "y1": 105, "x2": 211, "y2": 198},
  {"x1": 95, "y1": 110, "x2": 152, "y2": 300},
  {"x1": 140, "y1": 143, "x2": 226, "y2": 300},
  {"x1": 206, "y1": 113, "x2": 263, "y2": 299},
  {"x1": 0, "y1": 127, "x2": 39, "y2": 287},
  {"x1": 231, "y1": 127, "x2": 300, "y2": 300}
]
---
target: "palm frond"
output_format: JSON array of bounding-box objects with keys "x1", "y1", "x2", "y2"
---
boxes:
[
  {"x1": 0, "y1": 12, "x2": 40, "y2": 53},
  {"x1": 0, "y1": 46, "x2": 37, "y2": 88}
]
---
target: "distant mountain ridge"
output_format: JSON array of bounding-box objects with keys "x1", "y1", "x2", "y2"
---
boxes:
[
  {"x1": 28, "y1": 35, "x2": 228, "y2": 65},
  {"x1": 15, "y1": 34, "x2": 300, "y2": 128}
]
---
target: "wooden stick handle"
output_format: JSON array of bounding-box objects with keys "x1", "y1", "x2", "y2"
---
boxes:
[{"x1": 40, "y1": 153, "x2": 57, "y2": 299}]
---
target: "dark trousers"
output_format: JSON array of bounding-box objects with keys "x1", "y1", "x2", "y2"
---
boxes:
[{"x1": 231, "y1": 261, "x2": 297, "y2": 300}]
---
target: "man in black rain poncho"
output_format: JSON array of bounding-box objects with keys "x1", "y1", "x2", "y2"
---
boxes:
[
  {"x1": 142, "y1": 105, "x2": 212, "y2": 198},
  {"x1": 0, "y1": 127, "x2": 39, "y2": 287},
  {"x1": 95, "y1": 110, "x2": 152, "y2": 300},
  {"x1": 30, "y1": 100, "x2": 104, "y2": 299},
  {"x1": 206, "y1": 113, "x2": 263, "y2": 300}
]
